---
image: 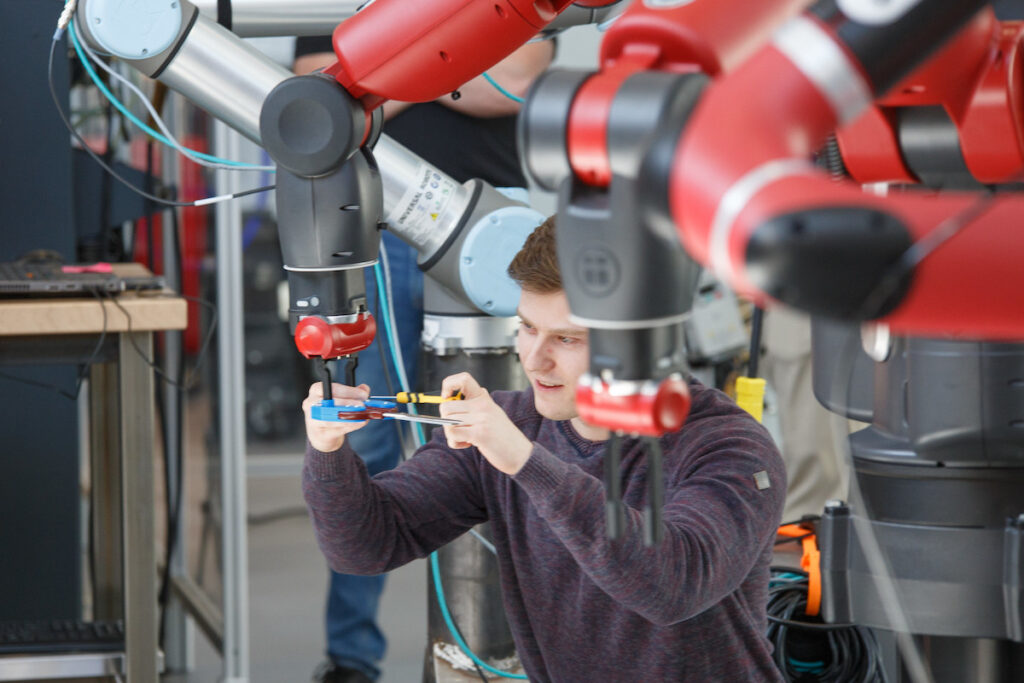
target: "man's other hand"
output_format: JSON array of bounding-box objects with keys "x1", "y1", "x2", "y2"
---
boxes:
[
  {"x1": 303, "y1": 382, "x2": 371, "y2": 453},
  {"x1": 439, "y1": 372, "x2": 532, "y2": 475}
]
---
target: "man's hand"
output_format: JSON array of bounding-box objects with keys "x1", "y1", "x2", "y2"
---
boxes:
[
  {"x1": 439, "y1": 373, "x2": 533, "y2": 475},
  {"x1": 302, "y1": 382, "x2": 371, "y2": 453}
]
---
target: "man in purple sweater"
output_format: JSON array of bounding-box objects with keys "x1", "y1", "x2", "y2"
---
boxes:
[{"x1": 302, "y1": 217, "x2": 786, "y2": 681}]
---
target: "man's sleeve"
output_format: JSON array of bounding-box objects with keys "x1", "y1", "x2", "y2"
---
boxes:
[
  {"x1": 303, "y1": 429, "x2": 489, "y2": 575},
  {"x1": 511, "y1": 414, "x2": 785, "y2": 626}
]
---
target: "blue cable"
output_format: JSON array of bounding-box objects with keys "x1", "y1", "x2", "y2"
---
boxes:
[
  {"x1": 68, "y1": 21, "x2": 269, "y2": 170},
  {"x1": 372, "y1": 261, "x2": 526, "y2": 679},
  {"x1": 372, "y1": 261, "x2": 426, "y2": 445},
  {"x1": 787, "y1": 657, "x2": 825, "y2": 673},
  {"x1": 72, "y1": 18, "x2": 519, "y2": 161},
  {"x1": 483, "y1": 72, "x2": 524, "y2": 103},
  {"x1": 430, "y1": 552, "x2": 528, "y2": 679},
  {"x1": 770, "y1": 572, "x2": 806, "y2": 586}
]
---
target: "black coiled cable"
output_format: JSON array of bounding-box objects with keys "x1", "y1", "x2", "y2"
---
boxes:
[{"x1": 767, "y1": 567, "x2": 887, "y2": 682}]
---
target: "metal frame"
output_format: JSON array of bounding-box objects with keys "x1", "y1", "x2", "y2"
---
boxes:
[
  {"x1": 0, "y1": 654, "x2": 125, "y2": 680},
  {"x1": 162, "y1": 94, "x2": 195, "y2": 674},
  {"x1": 214, "y1": 120, "x2": 251, "y2": 683},
  {"x1": 155, "y1": 96, "x2": 252, "y2": 683}
]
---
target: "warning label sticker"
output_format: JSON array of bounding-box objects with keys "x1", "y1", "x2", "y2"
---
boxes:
[{"x1": 384, "y1": 164, "x2": 459, "y2": 243}]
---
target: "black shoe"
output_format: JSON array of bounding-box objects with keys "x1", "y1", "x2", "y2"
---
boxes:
[{"x1": 312, "y1": 660, "x2": 375, "y2": 683}]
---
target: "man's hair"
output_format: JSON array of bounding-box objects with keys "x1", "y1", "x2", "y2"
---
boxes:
[{"x1": 507, "y1": 215, "x2": 562, "y2": 293}]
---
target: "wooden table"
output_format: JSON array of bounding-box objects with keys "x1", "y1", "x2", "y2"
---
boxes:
[{"x1": 0, "y1": 265, "x2": 186, "y2": 682}]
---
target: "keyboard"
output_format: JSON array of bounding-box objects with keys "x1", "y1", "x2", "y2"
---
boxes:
[
  {"x1": 0, "y1": 619, "x2": 124, "y2": 654},
  {"x1": 0, "y1": 261, "x2": 71, "y2": 281},
  {"x1": 0, "y1": 260, "x2": 122, "y2": 296}
]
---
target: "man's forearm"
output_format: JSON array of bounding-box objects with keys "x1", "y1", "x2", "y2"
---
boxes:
[
  {"x1": 303, "y1": 438, "x2": 490, "y2": 574},
  {"x1": 303, "y1": 442, "x2": 404, "y2": 575}
]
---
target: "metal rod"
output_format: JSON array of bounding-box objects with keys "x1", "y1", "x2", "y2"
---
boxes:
[
  {"x1": 0, "y1": 653, "x2": 125, "y2": 680},
  {"x1": 384, "y1": 413, "x2": 462, "y2": 426},
  {"x1": 319, "y1": 357, "x2": 333, "y2": 402},
  {"x1": 191, "y1": 0, "x2": 362, "y2": 37},
  {"x1": 170, "y1": 574, "x2": 224, "y2": 653},
  {"x1": 748, "y1": 306, "x2": 763, "y2": 378},
  {"x1": 162, "y1": 93, "x2": 194, "y2": 672},
  {"x1": 343, "y1": 355, "x2": 358, "y2": 387},
  {"x1": 604, "y1": 433, "x2": 624, "y2": 540},
  {"x1": 214, "y1": 121, "x2": 250, "y2": 683},
  {"x1": 643, "y1": 437, "x2": 665, "y2": 546}
]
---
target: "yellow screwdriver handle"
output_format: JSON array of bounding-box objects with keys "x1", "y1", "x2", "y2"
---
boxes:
[{"x1": 395, "y1": 391, "x2": 464, "y2": 404}]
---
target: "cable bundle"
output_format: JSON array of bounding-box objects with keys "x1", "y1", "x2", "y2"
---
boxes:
[{"x1": 767, "y1": 566, "x2": 886, "y2": 682}]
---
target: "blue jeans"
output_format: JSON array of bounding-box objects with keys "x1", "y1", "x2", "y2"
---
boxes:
[{"x1": 326, "y1": 232, "x2": 423, "y2": 680}]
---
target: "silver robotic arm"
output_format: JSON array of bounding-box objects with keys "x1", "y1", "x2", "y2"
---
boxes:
[
  {"x1": 189, "y1": 0, "x2": 363, "y2": 36},
  {"x1": 71, "y1": 0, "x2": 583, "y2": 367}
]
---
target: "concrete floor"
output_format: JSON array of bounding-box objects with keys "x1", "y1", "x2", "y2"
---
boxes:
[{"x1": 162, "y1": 451, "x2": 430, "y2": 683}]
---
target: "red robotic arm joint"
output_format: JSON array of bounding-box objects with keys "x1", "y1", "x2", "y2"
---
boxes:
[
  {"x1": 564, "y1": 0, "x2": 808, "y2": 189},
  {"x1": 294, "y1": 314, "x2": 377, "y2": 360},
  {"x1": 576, "y1": 374, "x2": 691, "y2": 437},
  {"x1": 326, "y1": 0, "x2": 587, "y2": 106}
]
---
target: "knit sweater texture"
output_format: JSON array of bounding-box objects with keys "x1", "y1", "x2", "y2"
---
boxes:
[{"x1": 303, "y1": 380, "x2": 786, "y2": 682}]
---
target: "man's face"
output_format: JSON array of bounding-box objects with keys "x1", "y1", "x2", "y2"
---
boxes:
[{"x1": 516, "y1": 289, "x2": 590, "y2": 422}]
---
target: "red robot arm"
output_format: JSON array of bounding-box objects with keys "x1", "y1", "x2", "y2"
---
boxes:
[
  {"x1": 324, "y1": 0, "x2": 578, "y2": 109},
  {"x1": 670, "y1": 4, "x2": 1024, "y2": 339},
  {"x1": 565, "y1": 0, "x2": 808, "y2": 188}
]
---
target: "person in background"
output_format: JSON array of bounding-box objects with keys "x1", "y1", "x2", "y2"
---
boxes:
[
  {"x1": 761, "y1": 306, "x2": 846, "y2": 523},
  {"x1": 293, "y1": 35, "x2": 555, "y2": 683},
  {"x1": 302, "y1": 215, "x2": 787, "y2": 682}
]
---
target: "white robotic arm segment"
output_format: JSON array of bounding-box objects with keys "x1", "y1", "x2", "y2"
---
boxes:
[
  {"x1": 75, "y1": 0, "x2": 287, "y2": 141},
  {"x1": 80, "y1": 0, "x2": 184, "y2": 59},
  {"x1": 73, "y1": 0, "x2": 553, "y2": 353},
  {"x1": 375, "y1": 142, "x2": 544, "y2": 314},
  {"x1": 190, "y1": 0, "x2": 362, "y2": 37}
]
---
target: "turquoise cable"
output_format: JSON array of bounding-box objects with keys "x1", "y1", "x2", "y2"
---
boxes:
[
  {"x1": 430, "y1": 553, "x2": 528, "y2": 679},
  {"x1": 482, "y1": 72, "x2": 524, "y2": 103},
  {"x1": 373, "y1": 262, "x2": 526, "y2": 679},
  {"x1": 372, "y1": 261, "x2": 426, "y2": 445},
  {"x1": 68, "y1": 21, "x2": 269, "y2": 170}
]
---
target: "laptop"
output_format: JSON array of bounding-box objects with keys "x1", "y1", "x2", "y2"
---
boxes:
[{"x1": 0, "y1": 260, "x2": 161, "y2": 296}]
